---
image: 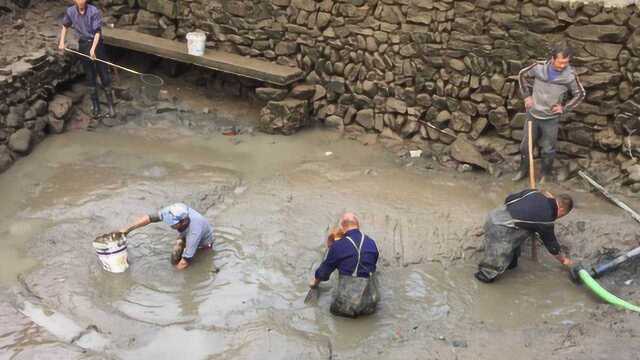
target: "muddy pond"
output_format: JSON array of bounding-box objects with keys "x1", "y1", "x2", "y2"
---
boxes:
[{"x1": 1, "y1": 100, "x2": 640, "y2": 359}]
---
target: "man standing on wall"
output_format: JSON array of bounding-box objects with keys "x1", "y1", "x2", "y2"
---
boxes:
[
  {"x1": 513, "y1": 44, "x2": 585, "y2": 183},
  {"x1": 58, "y1": 0, "x2": 116, "y2": 119}
]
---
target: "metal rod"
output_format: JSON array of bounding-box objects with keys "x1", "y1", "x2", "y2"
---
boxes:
[
  {"x1": 64, "y1": 47, "x2": 142, "y2": 75},
  {"x1": 578, "y1": 170, "x2": 640, "y2": 224},
  {"x1": 527, "y1": 120, "x2": 538, "y2": 261}
]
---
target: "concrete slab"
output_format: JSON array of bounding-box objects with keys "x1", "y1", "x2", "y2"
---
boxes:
[{"x1": 102, "y1": 28, "x2": 304, "y2": 86}]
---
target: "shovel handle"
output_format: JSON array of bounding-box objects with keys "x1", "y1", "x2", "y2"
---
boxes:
[{"x1": 64, "y1": 47, "x2": 142, "y2": 75}]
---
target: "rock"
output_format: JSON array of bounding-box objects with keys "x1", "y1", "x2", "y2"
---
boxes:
[
  {"x1": 5, "y1": 107, "x2": 24, "y2": 128},
  {"x1": 490, "y1": 74, "x2": 506, "y2": 93},
  {"x1": 580, "y1": 73, "x2": 622, "y2": 88},
  {"x1": 401, "y1": 119, "x2": 419, "y2": 138},
  {"x1": 449, "y1": 59, "x2": 466, "y2": 72},
  {"x1": 567, "y1": 127, "x2": 593, "y2": 147},
  {"x1": 358, "y1": 133, "x2": 378, "y2": 146},
  {"x1": 49, "y1": 95, "x2": 73, "y2": 119},
  {"x1": 256, "y1": 87, "x2": 288, "y2": 101},
  {"x1": 223, "y1": 0, "x2": 248, "y2": 17},
  {"x1": 275, "y1": 41, "x2": 298, "y2": 55},
  {"x1": 595, "y1": 128, "x2": 622, "y2": 150},
  {"x1": 386, "y1": 98, "x2": 407, "y2": 113},
  {"x1": 470, "y1": 117, "x2": 488, "y2": 140},
  {"x1": 627, "y1": 164, "x2": 640, "y2": 183},
  {"x1": 511, "y1": 112, "x2": 528, "y2": 129},
  {"x1": 566, "y1": 25, "x2": 628, "y2": 43},
  {"x1": 355, "y1": 109, "x2": 374, "y2": 129},
  {"x1": 628, "y1": 28, "x2": 640, "y2": 56},
  {"x1": 326, "y1": 76, "x2": 346, "y2": 94},
  {"x1": 259, "y1": 99, "x2": 310, "y2": 135},
  {"x1": 31, "y1": 100, "x2": 48, "y2": 117},
  {"x1": 435, "y1": 110, "x2": 452, "y2": 125},
  {"x1": 416, "y1": 94, "x2": 432, "y2": 107},
  {"x1": 325, "y1": 115, "x2": 343, "y2": 129},
  {"x1": 482, "y1": 93, "x2": 504, "y2": 108},
  {"x1": 451, "y1": 137, "x2": 492, "y2": 173},
  {"x1": 450, "y1": 112, "x2": 471, "y2": 132},
  {"x1": 290, "y1": 84, "x2": 316, "y2": 100},
  {"x1": 47, "y1": 114, "x2": 65, "y2": 134},
  {"x1": 9, "y1": 128, "x2": 32, "y2": 154},
  {"x1": 488, "y1": 107, "x2": 509, "y2": 129},
  {"x1": 380, "y1": 127, "x2": 403, "y2": 142},
  {"x1": 0, "y1": 145, "x2": 12, "y2": 173},
  {"x1": 584, "y1": 43, "x2": 623, "y2": 60}
]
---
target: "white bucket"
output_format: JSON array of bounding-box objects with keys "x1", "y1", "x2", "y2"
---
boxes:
[
  {"x1": 93, "y1": 233, "x2": 129, "y2": 273},
  {"x1": 186, "y1": 32, "x2": 206, "y2": 56}
]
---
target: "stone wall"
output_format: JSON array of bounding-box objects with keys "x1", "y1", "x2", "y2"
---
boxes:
[
  {"x1": 104, "y1": 0, "x2": 640, "y2": 185},
  {"x1": 0, "y1": 48, "x2": 84, "y2": 172}
]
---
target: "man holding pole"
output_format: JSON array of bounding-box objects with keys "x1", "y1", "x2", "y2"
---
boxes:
[
  {"x1": 58, "y1": 0, "x2": 116, "y2": 118},
  {"x1": 513, "y1": 44, "x2": 585, "y2": 184}
]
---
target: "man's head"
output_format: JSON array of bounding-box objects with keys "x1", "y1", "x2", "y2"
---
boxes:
[
  {"x1": 74, "y1": 0, "x2": 87, "y2": 10},
  {"x1": 556, "y1": 194, "x2": 574, "y2": 218},
  {"x1": 549, "y1": 44, "x2": 574, "y2": 72},
  {"x1": 162, "y1": 203, "x2": 190, "y2": 231},
  {"x1": 340, "y1": 212, "x2": 360, "y2": 232}
]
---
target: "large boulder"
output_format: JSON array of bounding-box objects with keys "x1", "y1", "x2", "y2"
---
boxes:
[
  {"x1": 259, "y1": 99, "x2": 310, "y2": 135},
  {"x1": 48, "y1": 95, "x2": 73, "y2": 119},
  {"x1": 8, "y1": 128, "x2": 32, "y2": 154},
  {"x1": 566, "y1": 25, "x2": 628, "y2": 43},
  {"x1": 450, "y1": 137, "x2": 493, "y2": 174}
]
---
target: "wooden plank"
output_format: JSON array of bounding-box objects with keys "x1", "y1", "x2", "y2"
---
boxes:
[{"x1": 102, "y1": 28, "x2": 303, "y2": 86}]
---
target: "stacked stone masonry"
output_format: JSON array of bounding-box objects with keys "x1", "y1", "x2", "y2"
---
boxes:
[
  {"x1": 99, "y1": 0, "x2": 640, "y2": 185},
  {"x1": 0, "y1": 49, "x2": 82, "y2": 173}
]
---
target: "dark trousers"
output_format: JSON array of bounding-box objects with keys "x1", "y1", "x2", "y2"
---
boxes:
[
  {"x1": 519, "y1": 113, "x2": 559, "y2": 159},
  {"x1": 78, "y1": 39, "x2": 111, "y2": 89}
]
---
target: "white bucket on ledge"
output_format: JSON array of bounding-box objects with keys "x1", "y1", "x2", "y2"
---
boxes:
[{"x1": 186, "y1": 32, "x2": 206, "y2": 56}]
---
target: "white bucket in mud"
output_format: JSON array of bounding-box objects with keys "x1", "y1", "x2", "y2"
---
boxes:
[
  {"x1": 93, "y1": 233, "x2": 129, "y2": 273},
  {"x1": 186, "y1": 32, "x2": 206, "y2": 56}
]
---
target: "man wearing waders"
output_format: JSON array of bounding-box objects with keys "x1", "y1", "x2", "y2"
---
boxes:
[
  {"x1": 118, "y1": 203, "x2": 213, "y2": 270},
  {"x1": 513, "y1": 44, "x2": 585, "y2": 183},
  {"x1": 58, "y1": 0, "x2": 116, "y2": 118},
  {"x1": 475, "y1": 189, "x2": 575, "y2": 283},
  {"x1": 310, "y1": 213, "x2": 380, "y2": 317}
]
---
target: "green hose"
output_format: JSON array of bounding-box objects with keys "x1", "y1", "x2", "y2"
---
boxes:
[{"x1": 578, "y1": 269, "x2": 640, "y2": 313}]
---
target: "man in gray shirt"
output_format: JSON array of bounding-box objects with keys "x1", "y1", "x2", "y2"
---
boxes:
[
  {"x1": 513, "y1": 44, "x2": 585, "y2": 183},
  {"x1": 119, "y1": 203, "x2": 214, "y2": 270}
]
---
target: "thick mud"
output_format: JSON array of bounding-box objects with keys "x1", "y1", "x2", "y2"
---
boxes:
[{"x1": 2, "y1": 95, "x2": 640, "y2": 359}]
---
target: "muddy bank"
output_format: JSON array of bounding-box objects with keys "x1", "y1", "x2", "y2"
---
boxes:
[{"x1": 0, "y1": 100, "x2": 640, "y2": 359}]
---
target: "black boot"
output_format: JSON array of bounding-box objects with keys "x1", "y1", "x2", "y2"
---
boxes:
[
  {"x1": 104, "y1": 87, "x2": 116, "y2": 118},
  {"x1": 474, "y1": 271, "x2": 495, "y2": 283},
  {"x1": 90, "y1": 87, "x2": 102, "y2": 118},
  {"x1": 540, "y1": 156, "x2": 554, "y2": 184},
  {"x1": 512, "y1": 154, "x2": 529, "y2": 181}
]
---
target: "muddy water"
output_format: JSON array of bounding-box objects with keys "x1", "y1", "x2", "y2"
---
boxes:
[{"x1": 1, "y1": 115, "x2": 640, "y2": 359}]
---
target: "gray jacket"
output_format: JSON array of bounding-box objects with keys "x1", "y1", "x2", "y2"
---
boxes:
[{"x1": 518, "y1": 60, "x2": 585, "y2": 120}]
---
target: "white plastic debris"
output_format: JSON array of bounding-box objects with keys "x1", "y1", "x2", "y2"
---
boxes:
[
  {"x1": 409, "y1": 150, "x2": 422, "y2": 158},
  {"x1": 325, "y1": 151, "x2": 333, "y2": 156},
  {"x1": 625, "y1": 279, "x2": 633, "y2": 285}
]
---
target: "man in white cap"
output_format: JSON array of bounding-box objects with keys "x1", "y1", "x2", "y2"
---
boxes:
[{"x1": 119, "y1": 203, "x2": 214, "y2": 270}]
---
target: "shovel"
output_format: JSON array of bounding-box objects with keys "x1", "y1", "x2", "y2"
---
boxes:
[{"x1": 304, "y1": 248, "x2": 327, "y2": 304}]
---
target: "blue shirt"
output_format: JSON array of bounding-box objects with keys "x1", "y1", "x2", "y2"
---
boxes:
[
  {"x1": 547, "y1": 65, "x2": 561, "y2": 81},
  {"x1": 156, "y1": 206, "x2": 214, "y2": 261},
  {"x1": 315, "y1": 229, "x2": 379, "y2": 281},
  {"x1": 62, "y1": 4, "x2": 102, "y2": 41}
]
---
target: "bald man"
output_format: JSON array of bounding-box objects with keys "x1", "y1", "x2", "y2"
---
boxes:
[{"x1": 310, "y1": 213, "x2": 380, "y2": 317}]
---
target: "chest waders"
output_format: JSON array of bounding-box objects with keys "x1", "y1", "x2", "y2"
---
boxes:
[
  {"x1": 330, "y1": 233, "x2": 380, "y2": 318},
  {"x1": 478, "y1": 191, "x2": 553, "y2": 281}
]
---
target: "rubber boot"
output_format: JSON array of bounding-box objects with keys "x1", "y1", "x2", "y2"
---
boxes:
[
  {"x1": 539, "y1": 156, "x2": 554, "y2": 184},
  {"x1": 511, "y1": 154, "x2": 529, "y2": 181},
  {"x1": 90, "y1": 87, "x2": 102, "y2": 118},
  {"x1": 104, "y1": 87, "x2": 116, "y2": 118},
  {"x1": 474, "y1": 271, "x2": 495, "y2": 284}
]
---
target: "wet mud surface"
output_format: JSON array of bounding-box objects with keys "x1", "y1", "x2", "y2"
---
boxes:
[{"x1": 1, "y1": 100, "x2": 640, "y2": 359}]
